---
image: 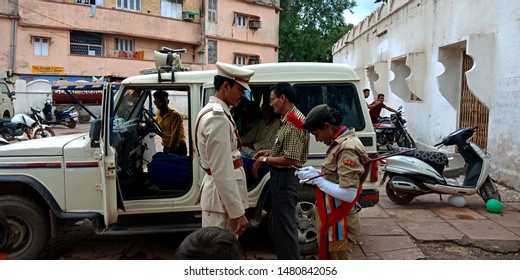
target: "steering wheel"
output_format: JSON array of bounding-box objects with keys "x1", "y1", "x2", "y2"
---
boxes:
[{"x1": 143, "y1": 110, "x2": 164, "y2": 138}]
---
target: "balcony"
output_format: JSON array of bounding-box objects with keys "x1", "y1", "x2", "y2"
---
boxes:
[{"x1": 17, "y1": 0, "x2": 200, "y2": 45}]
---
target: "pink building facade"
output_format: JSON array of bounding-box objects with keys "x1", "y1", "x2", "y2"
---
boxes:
[{"x1": 0, "y1": 0, "x2": 280, "y2": 85}]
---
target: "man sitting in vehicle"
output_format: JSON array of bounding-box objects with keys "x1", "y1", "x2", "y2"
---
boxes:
[
  {"x1": 153, "y1": 90, "x2": 187, "y2": 156},
  {"x1": 241, "y1": 102, "x2": 281, "y2": 158}
]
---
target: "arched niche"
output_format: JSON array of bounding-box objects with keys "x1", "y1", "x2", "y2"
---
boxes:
[
  {"x1": 437, "y1": 41, "x2": 466, "y2": 109},
  {"x1": 405, "y1": 52, "x2": 426, "y2": 101},
  {"x1": 390, "y1": 57, "x2": 411, "y2": 101}
]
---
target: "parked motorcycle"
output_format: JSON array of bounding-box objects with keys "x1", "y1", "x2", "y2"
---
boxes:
[
  {"x1": 381, "y1": 126, "x2": 501, "y2": 205},
  {"x1": 0, "y1": 114, "x2": 32, "y2": 141},
  {"x1": 42, "y1": 96, "x2": 79, "y2": 129},
  {"x1": 374, "y1": 106, "x2": 416, "y2": 148},
  {"x1": 28, "y1": 107, "x2": 55, "y2": 139}
]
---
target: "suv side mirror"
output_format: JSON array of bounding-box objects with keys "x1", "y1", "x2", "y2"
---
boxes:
[
  {"x1": 7, "y1": 91, "x2": 15, "y2": 99},
  {"x1": 89, "y1": 119, "x2": 101, "y2": 148}
]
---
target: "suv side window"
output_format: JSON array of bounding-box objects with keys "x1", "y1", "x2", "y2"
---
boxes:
[{"x1": 293, "y1": 83, "x2": 366, "y2": 131}]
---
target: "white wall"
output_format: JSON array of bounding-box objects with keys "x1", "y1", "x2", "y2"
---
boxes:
[{"x1": 332, "y1": 0, "x2": 520, "y2": 189}]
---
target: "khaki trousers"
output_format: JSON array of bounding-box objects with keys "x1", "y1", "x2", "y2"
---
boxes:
[{"x1": 315, "y1": 210, "x2": 360, "y2": 260}]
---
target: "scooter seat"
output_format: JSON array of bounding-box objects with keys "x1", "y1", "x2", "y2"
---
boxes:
[{"x1": 390, "y1": 146, "x2": 449, "y2": 175}]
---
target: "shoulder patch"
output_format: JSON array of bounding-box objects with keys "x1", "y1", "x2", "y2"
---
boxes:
[
  {"x1": 212, "y1": 102, "x2": 224, "y2": 115},
  {"x1": 343, "y1": 159, "x2": 356, "y2": 166}
]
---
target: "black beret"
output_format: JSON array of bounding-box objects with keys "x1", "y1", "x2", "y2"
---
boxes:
[{"x1": 304, "y1": 104, "x2": 330, "y2": 131}]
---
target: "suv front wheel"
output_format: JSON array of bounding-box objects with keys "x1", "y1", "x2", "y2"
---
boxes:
[{"x1": 0, "y1": 195, "x2": 49, "y2": 259}]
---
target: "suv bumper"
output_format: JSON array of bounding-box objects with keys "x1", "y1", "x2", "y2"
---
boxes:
[{"x1": 358, "y1": 189, "x2": 379, "y2": 208}]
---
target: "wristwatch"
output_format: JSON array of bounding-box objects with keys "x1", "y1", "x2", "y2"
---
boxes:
[{"x1": 262, "y1": 156, "x2": 268, "y2": 163}]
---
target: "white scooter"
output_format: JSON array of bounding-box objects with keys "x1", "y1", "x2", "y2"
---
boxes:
[{"x1": 381, "y1": 127, "x2": 501, "y2": 205}]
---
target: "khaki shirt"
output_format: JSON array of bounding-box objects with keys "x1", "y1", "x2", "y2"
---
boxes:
[
  {"x1": 242, "y1": 118, "x2": 281, "y2": 151},
  {"x1": 195, "y1": 96, "x2": 248, "y2": 219},
  {"x1": 322, "y1": 128, "x2": 371, "y2": 189}
]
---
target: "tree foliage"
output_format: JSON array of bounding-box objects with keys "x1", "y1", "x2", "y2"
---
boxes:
[{"x1": 279, "y1": 0, "x2": 356, "y2": 62}]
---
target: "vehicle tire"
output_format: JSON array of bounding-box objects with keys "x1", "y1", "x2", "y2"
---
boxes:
[
  {"x1": 267, "y1": 185, "x2": 318, "y2": 256},
  {"x1": 33, "y1": 127, "x2": 55, "y2": 139},
  {"x1": 479, "y1": 177, "x2": 502, "y2": 202},
  {"x1": 0, "y1": 195, "x2": 49, "y2": 260},
  {"x1": 67, "y1": 122, "x2": 77, "y2": 129},
  {"x1": 397, "y1": 130, "x2": 416, "y2": 148},
  {"x1": 385, "y1": 176, "x2": 416, "y2": 205}
]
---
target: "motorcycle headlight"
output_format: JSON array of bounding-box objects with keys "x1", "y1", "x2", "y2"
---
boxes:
[{"x1": 375, "y1": 129, "x2": 383, "y2": 133}]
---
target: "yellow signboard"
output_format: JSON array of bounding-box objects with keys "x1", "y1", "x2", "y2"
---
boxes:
[{"x1": 32, "y1": 65, "x2": 65, "y2": 74}]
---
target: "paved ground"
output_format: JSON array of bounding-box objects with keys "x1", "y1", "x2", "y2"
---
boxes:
[{"x1": 47, "y1": 123, "x2": 520, "y2": 260}]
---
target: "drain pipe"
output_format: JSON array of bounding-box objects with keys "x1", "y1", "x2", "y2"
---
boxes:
[{"x1": 8, "y1": 0, "x2": 19, "y2": 78}]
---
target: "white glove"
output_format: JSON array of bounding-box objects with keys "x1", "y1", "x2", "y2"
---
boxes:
[
  {"x1": 295, "y1": 166, "x2": 320, "y2": 183},
  {"x1": 314, "y1": 177, "x2": 357, "y2": 202}
]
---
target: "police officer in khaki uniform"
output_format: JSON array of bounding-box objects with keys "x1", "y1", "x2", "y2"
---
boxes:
[
  {"x1": 195, "y1": 62, "x2": 254, "y2": 236},
  {"x1": 295, "y1": 104, "x2": 371, "y2": 260}
]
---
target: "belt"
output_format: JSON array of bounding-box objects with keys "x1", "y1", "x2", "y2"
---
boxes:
[{"x1": 204, "y1": 158, "x2": 243, "y2": 176}]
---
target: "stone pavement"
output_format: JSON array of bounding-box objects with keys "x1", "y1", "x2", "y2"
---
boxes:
[{"x1": 352, "y1": 183, "x2": 520, "y2": 260}]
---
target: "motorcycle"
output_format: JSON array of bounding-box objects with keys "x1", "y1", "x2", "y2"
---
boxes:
[
  {"x1": 381, "y1": 126, "x2": 501, "y2": 205},
  {"x1": 1, "y1": 110, "x2": 55, "y2": 141},
  {"x1": 28, "y1": 107, "x2": 56, "y2": 139},
  {"x1": 42, "y1": 96, "x2": 79, "y2": 129},
  {"x1": 0, "y1": 114, "x2": 32, "y2": 141},
  {"x1": 374, "y1": 106, "x2": 416, "y2": 148}
]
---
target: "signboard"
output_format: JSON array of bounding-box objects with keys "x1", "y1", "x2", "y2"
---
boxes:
[
  {"x1": 51, "y1": 83, "x2": 104, "y2": 104},
  {"x1": 32, "y1": 65, "x2": 65, "y2": 74}
]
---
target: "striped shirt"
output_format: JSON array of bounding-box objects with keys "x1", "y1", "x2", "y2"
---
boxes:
[{"x1": 270, "y1": 106, "x2": 310, "y2": 168}]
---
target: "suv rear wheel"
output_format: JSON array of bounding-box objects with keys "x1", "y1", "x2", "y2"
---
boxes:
[
  {"x1": 0, "y1": 195, "x2": 49, "y2": 259},
  {"x1": 267, "y1": 185, "x2": 318, "y2": 256}
]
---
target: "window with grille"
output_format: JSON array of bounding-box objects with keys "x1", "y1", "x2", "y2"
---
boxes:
[
  {"x1": 234, "y1": 55, "x2": 246, "y2": 66},
  {"x1": 33, "y1": 37, "x2": 49, "y2": 56},
  {"x1": 70, "y1": 31, "x2": 103, "y2": 56},
  {"x1": 115, "y1": 38, "x2": 134, "y2": 52},
  {"x1": 208, "y1": 0, "x2": 217, "y2": 23},
  {"x1": 208, "y1": 40, "x2": 217, "y2": 64},
  {"x1": 161, "y1": 0, "x2": 182, "y2": 19},
  {"x1": 117, "y1": 0, "x2": 140, "y2": 11},
  {"x1": 234, "y1": 13, "x2": 246, "y2": 27}
]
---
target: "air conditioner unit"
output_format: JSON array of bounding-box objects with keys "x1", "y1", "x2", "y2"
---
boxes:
[
  {"x1": 160, "y1": 46, "x2": 187, "y2": 53},
  {"x1": 182, "y1": 11, "x2": 195, "y2": 21},
  {"x1": 249, "y1": 20, "x2": 262, "y2": 29}
]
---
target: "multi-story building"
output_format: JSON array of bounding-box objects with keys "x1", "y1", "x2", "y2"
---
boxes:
[{"x1": 0, "y1": 0, "x2": 280, "y2": 107}]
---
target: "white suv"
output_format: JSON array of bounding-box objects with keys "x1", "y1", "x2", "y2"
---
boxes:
[{"x1": 0, "y1": 62, "x2": 379, "y2": 259}]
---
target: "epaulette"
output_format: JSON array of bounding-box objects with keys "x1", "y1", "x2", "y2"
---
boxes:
[{"x1": 212, "y1": 102, "x2": 224, "y2": 115}]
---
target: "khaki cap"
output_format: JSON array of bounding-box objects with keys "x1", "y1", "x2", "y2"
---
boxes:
[
  {"x1": 216, "y1": 62, "x2": 255, "y2": 90},
  {"x1": 304, "y1": 104, "x2": 330, "y2": 131}
]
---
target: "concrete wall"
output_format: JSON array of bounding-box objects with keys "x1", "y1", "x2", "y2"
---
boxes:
[{"x1": 332, "y1": 0, "x2": 520, "y2": 189}]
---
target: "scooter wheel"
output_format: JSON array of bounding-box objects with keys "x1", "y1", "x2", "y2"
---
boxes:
[
  {"x1": 479, "y1": 177, "x2": 501, "y2": 203},
  {"x1": 67, "y1": 122, "x2": 77, "y2": 129},
  {"x1": 385, "y1": 179, "x2": 415, "y2": 205}
]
